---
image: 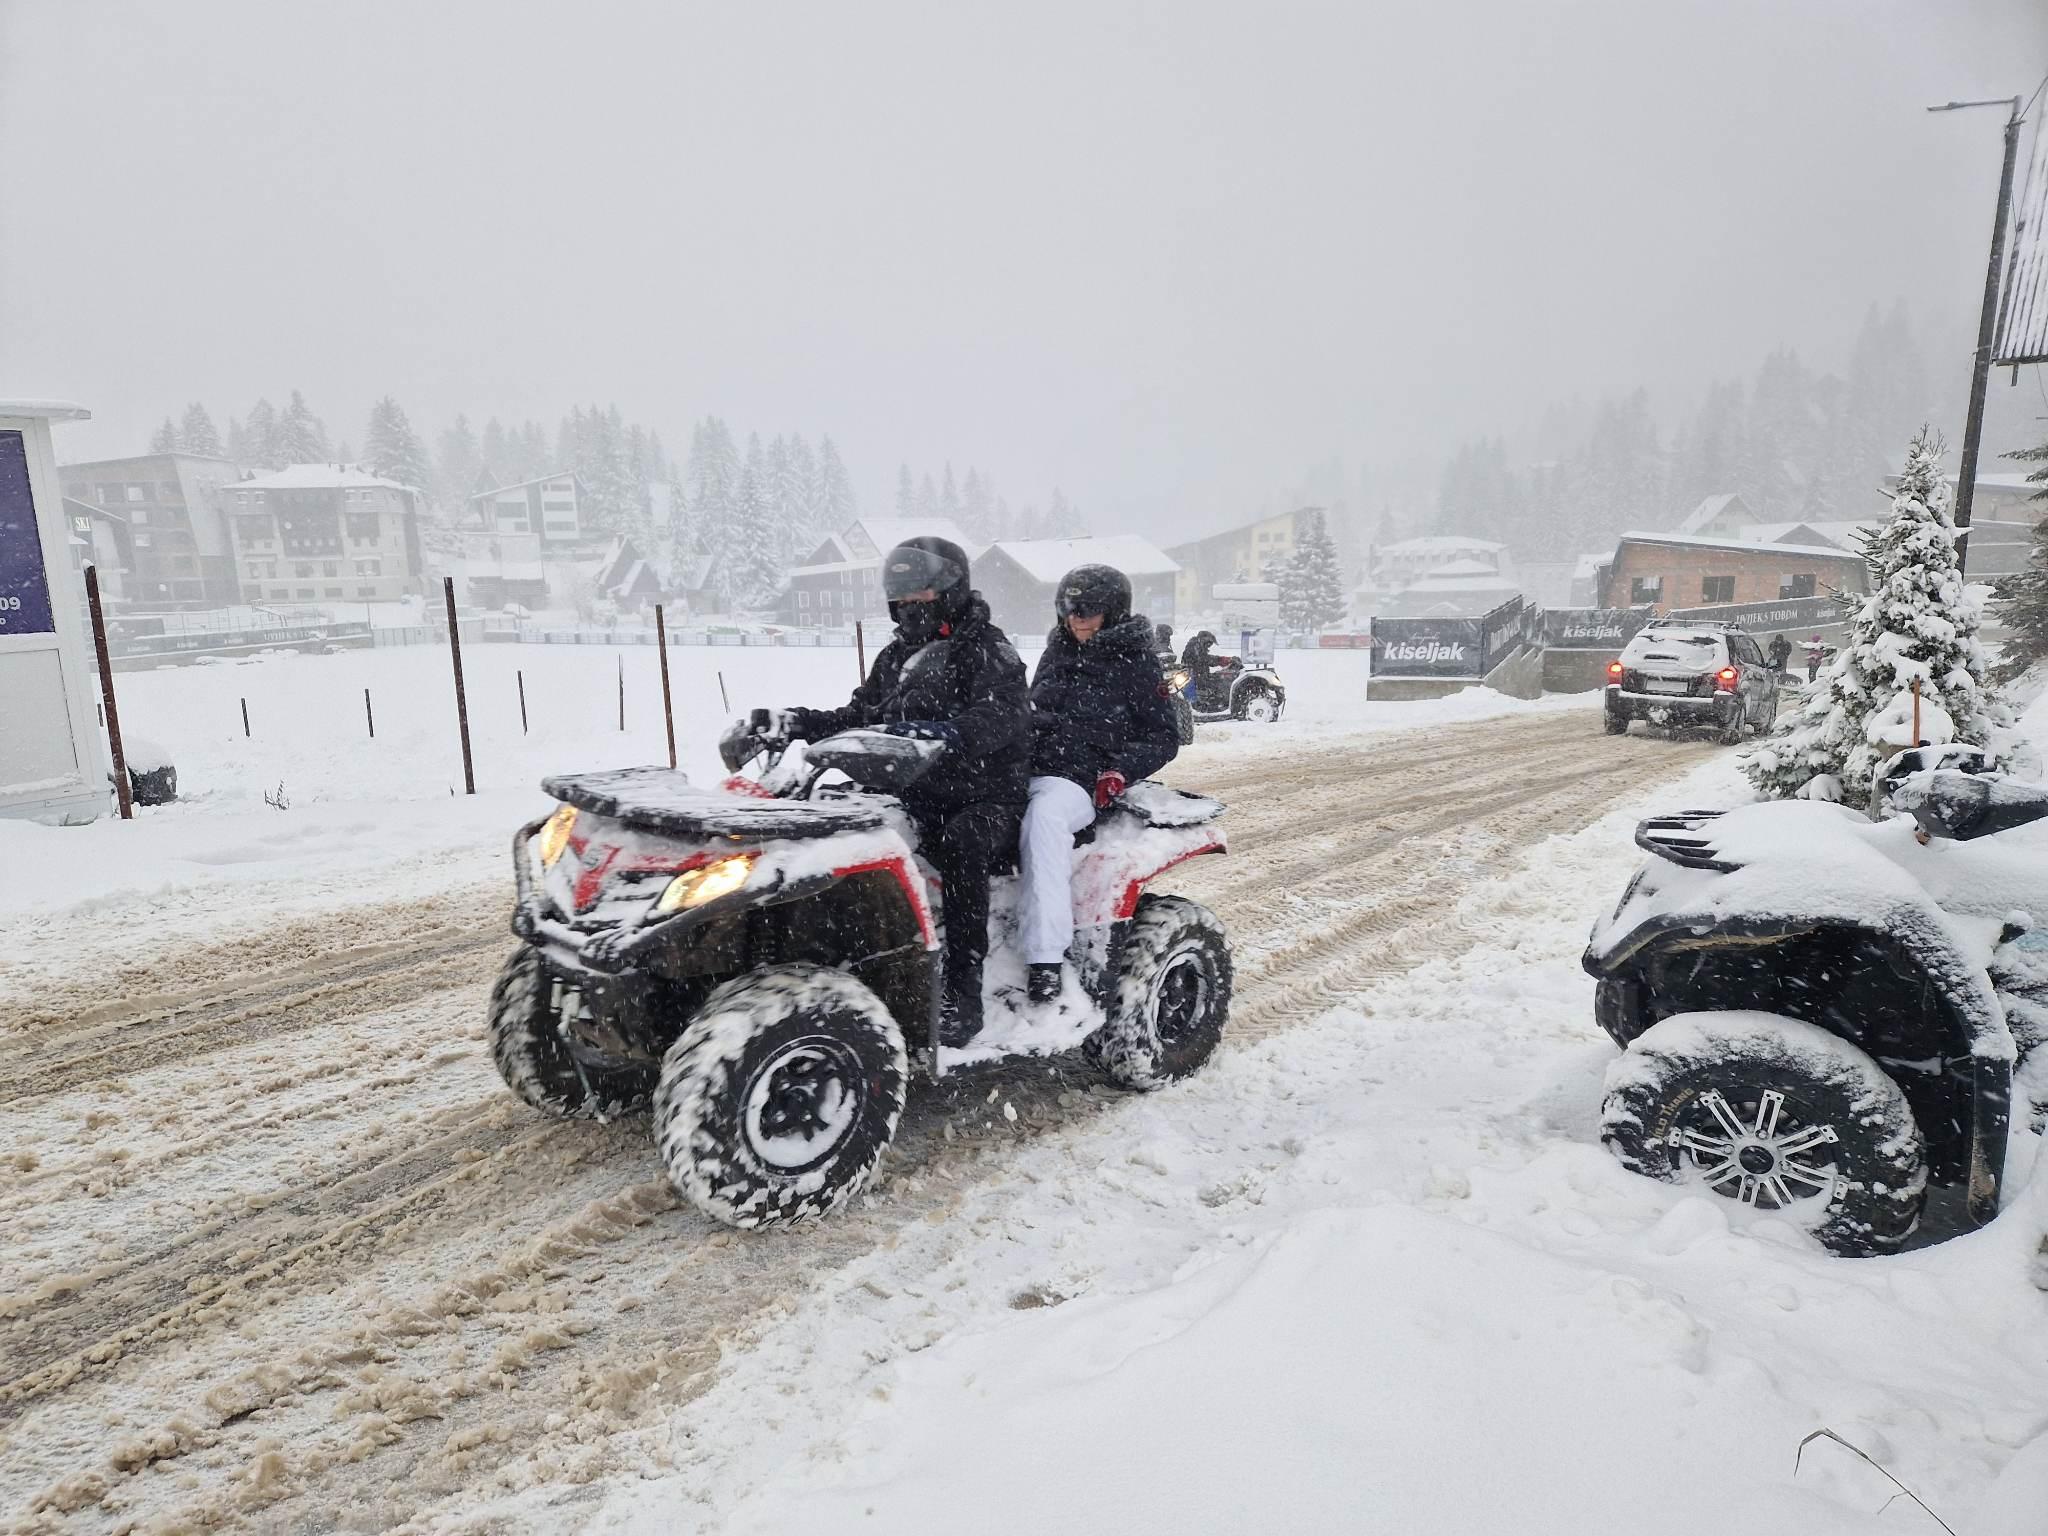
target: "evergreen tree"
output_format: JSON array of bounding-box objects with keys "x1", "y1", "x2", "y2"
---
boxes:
[
  {"x1": 961, "y1": 467, "x2": 993, "y2": 542},
  {"x1": 939, "y1": 463, "x2": 962, "y2": 526},
  {"x1": 686, "y1": 418, "x2": 743, "y2": 606},
  {"x1": 518, "y1": 420, "x2": 552, "y2": 480},
  {"x1": 1746, "y1": 426, "x2": 2006, "y2": 802},
  {"x1": 363, "y1": 397, "x2": 432, "y2": 490},
  {"x1": 1042, "y1": 487, "x2": 1087, "y2": 538},
  {"x1": 784, "y1": 434, "x2": 823, "y2": 549},
  {"x1": 916, "y1": 472, "x2": 939, "y2": 520},
  {"x1": 818, "y1": 437, "x2": 857, "y2": 530},
  {"x1": 729, "y1": 432, "x2": 782, "y2": 607},
  {"x1": 335, "y1": 439, "x2": 355, "y2": 463},
  {"x1": 278, "y1": 390, "x2": 330, "y2": 463},
  {"x1": 243, "y1": 398, "x2": 283, "y2": 469},
  {"x1": 895, "y1": 464, "x2": 916, "y2": 517},
  {"x1": 149, "y1": 417, "x2": 181, "y2": 454},
  {"x1": 480, "y1": 418, "x2": 512, "y2": 485},
  {"x1": 1990, "y1": 434, "x2": 2048, "y2": 681},
  {"x1": 1283, "y1": 508, "x2": 1346, "y2": 629},
  {"x1": 179, "y1": 402, "x2": 224, "y2": 457},
  {"x1": 435, "y1": 415, "x2": 483, "y2": 517}
]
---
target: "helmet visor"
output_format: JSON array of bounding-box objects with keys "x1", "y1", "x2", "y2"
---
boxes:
[{"x1": 881, "y1": 545, "x2": 964, "y2": 601}]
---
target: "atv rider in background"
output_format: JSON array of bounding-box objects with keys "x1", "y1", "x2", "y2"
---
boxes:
[
  {"x1": 1019, "y1": 564, "x2": 1182, "y2": 1005},
  {"x1": 743, "y1": 537, "x2": 1028, "y2": 1046},
  {"x1": 1181, "y1": 629, "x2": 1222, "y2": 712}
]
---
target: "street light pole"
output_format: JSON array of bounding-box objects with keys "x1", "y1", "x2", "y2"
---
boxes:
[{"x1": 1928, "y1": 95, "x2": 2025, "y2": 573}]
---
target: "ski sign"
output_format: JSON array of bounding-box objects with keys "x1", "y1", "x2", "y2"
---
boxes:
[{"x1": 0, "y1": 431, "x2": 56, "y2": 636}]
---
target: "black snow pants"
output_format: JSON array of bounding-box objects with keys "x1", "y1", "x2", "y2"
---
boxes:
[{"x1": 911, "y1": 800, "x2": 1021, "y2": 996}]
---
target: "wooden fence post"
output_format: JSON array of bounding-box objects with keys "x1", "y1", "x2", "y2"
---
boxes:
[
  {"x1": 656, "y1": 604, "x2": 676, "y2": 768},
  {"x1": 85, "y1": 566, "x2": 132, "y2": 820},
  {"x1": 444, "y1": 576, "x2": 475, "y2": 794}
]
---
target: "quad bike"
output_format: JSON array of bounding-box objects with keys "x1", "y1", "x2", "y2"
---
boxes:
[
  {"x1": 487, "y1": 727, "x2": 1231, "y2": 1230},
  {"x1": 1164, "y1": 653, "x2": 1287, "y2": 731},
  {"x1": 1584, "y1": 745, "x2": 2048, "y2": 1255}
]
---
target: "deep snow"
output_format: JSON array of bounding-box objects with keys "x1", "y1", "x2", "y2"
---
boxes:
[{"x1": 429, "y1": 723, "x2": 2048, "y2": 1536}]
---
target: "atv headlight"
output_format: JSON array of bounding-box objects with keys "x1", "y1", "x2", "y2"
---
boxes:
[
  {"x1": 656, "y1": 854, "x2": 756, "y2": 914},
  {"x1": 537, "y1": 805, "x2": 578, "y2": 867},
  {"x1": 1168, "y1": 668, "x2": 1189, "y2": 690}
]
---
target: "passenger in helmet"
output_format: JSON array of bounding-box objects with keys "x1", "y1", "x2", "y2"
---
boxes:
[
  {"x1": 1017, "y1": 564, "x2": 1182, "y2": 1006},
  {"x1": 735, "y1": 536, "x2": 1028, "y2": 1045}
]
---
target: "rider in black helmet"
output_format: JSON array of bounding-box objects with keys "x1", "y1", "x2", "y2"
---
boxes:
[
  {"x1": 738, "y1": 535, "x2": 1028, "y2": 1044},
  {"x1": 1017, "y1": 563, "x2": 1181, "y2": 1005}
]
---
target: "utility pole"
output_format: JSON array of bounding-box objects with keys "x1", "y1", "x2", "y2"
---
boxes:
[{"x1": 1928, "y1": 94, "x2": 2025, "y2": 573}]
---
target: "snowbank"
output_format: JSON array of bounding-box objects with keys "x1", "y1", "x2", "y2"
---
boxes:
[{"x1": 434, "y1": 743, "x2": 2048, "y2": 1536}]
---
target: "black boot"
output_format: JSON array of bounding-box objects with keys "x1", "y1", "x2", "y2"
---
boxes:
[
  {"x1": 939, "y1": 979, "x2": 984, "y2": 1047},
  {"x1": 1026, "y1": 963, "x2": 1063, "y2": 1005}
]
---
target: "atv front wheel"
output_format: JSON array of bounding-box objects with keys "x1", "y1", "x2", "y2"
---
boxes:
[
  {"x1": 1234, "y1": 686, "x2": 1279, "y2": 723},
  {"x1": 1171, "y1": 694, "x2": 1196, "y2": 745},
  {"x1": 487, "y1": 947, "x2": 654, "y2": 1119},
  {"x1": 1088, "y1": 894, "x2": 1231, "y2": 1090},
  {"x1": 1601, "y1": 1011, "x2": 1926, "y2": 1256},
  {"x1": 653, "y1": 963, "x2": 907, "y2": 1230}
]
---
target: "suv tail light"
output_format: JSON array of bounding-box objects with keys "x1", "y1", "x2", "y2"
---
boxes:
[
  {"x1": 1715, "y1": 667, "x2": 1739, "y2": 688},
  {"x1": 1607, "y1": 660, "x2": 1625, "y2": 679}
]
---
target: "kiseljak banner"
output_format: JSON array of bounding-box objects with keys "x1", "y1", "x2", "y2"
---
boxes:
[
  {"x1": 1540, "y1": 606, "x2": 1654, "y2": 650},
  {"x1": 1369, "y1": 615, "x2": 1485, "y2": 679}
]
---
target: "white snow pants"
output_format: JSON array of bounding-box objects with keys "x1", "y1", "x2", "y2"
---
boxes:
[{"x1": 1017, "y1": 774, "x2": 1097, "y2": 965}]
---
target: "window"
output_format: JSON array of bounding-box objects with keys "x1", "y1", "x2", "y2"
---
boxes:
[
  {"x1": 297, "y1": 588, "x2": 316, "y2": 599},
  {"x1": 98, "y1": 486, "x2": 114, "y2": 505},
  {"x1": 246, "y1": 561, "x2": 274, "y2": 579},
  {"x1": 357, "y1": 586, "x2": 378, "y2": 597},
  {"x1": 347, "y1": 512, "x2": 379, "y2": 542},
  {"x1": 797, "y1": 590, "x2": 810, "y2": 609},
  {"x1": 131, "y1": 507, "x2": 150, "y2": 526},
  {"x1": 295, "y1": 563, "x2": 313, "y2": 578},
  {"x1": 272, "y1": 587, "x2": 292, "y2": 600},
  {"x1": 1780, "y1": 573, "x2": 1816, "y2": 599},
  {"x1": 1701, "y1": 575, "x2": 1734, "y2": 603},
  {"x1": 134, "y1": 532, "x2": 153, "y2": 548},
  {"x1": 322, "y1": 561, "x2": 339, "y2": 577},
  {"x1": 126, "y1": 485, "x2": 145, "y2": 502},
  {"x1": 325, "y1": 587, "x2": 343, "y2": 598},
  {"x1": 237, "y1": 491, "x2": 249, "y2": 503},
  {"x1": 1629, "y1": 575, "x2": 1663, "y2": 605},
  {"x1": 354, "y1": 558, "x2": 381, "y2": 577}
]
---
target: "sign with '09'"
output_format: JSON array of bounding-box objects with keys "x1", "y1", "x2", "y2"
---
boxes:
[{"x1": 0, "y1": 431, "x2": 56, "y2": 636}]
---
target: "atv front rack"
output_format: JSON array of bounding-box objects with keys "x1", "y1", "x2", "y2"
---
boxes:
[{"x1": 1634, "y1": 811, "x2": 1740, "y2": 872}]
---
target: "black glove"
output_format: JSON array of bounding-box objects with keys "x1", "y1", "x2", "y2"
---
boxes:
[{"x1": 883, "y1": 720, "x2": 962, "y2": 753}]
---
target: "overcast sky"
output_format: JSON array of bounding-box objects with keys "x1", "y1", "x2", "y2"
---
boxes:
[{"x1": 2, "y1": 0, "x2": 2043, "y2": 537}]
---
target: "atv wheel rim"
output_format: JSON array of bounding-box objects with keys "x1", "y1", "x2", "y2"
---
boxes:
[
  {"x1": 1151, "y1": 951, "x2": 1212, "y2": 1045},
  {"x1": 743, "y1": 1037, "x2": 862, "y2": 1172},
  {"x1": 1667, "y1": 1088, "x2": 1842, "y2": 1213},
  {"x1": 1242, "y1": 695, "x2": 1277, "y2": 722}
]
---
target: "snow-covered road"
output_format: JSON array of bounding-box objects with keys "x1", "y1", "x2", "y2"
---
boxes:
[{"x1": 1, "y1": 705, "x2": 1723, "y2": 1533}]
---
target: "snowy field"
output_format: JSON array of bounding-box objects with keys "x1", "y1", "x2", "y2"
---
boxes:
[
  {"x1": 0, "y1": 641, "x2": 1575, "y2": 992},
  {"x1": 7, "y1": 661, "x2": 2048, "y2": 1534}
]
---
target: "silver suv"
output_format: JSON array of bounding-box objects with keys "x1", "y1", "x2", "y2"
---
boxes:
[{"x1": 1602, "y1": 622, "x2": 1780, "y2": 744}]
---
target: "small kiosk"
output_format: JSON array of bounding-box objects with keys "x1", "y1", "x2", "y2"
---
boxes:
[{"x1": 0, "y1": 399, "x2": 112, "y2": 824}]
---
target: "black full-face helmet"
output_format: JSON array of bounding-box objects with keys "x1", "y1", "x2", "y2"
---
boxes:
[
  {"x1": 1055, "y1": 563, "x2": 1132, "y2": 629},
  {"x1": 882, "y1": 536, "x2": 972, "y2": 623}
]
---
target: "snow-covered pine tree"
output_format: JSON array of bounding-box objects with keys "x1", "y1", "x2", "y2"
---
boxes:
[
  {"x1": 149, "y1": 417, "x2": 181, "y2": 454},
  {"x1": 784, "y1": 435, "x2": 821, "y2": 550},
  {"x1": 939, "y1": 463, "x2": 962, "y2": 527},
  {"x1": 1287, "y1": 508, "x2": 1347, "y2": 629},
  {"x1": 916, "y1": 472, "x2": 939, "y2": 520},
  {"x1": 180, "y1": 403, "x2": 224, "y2": 457},
  {"x1": 895, "y1": 464, "x2": 917, "y2": 517},
  {"x1": 480, "y1": 418, "x2": 512, "y2": 485},
  {"x1": 731, "y1": 433, "x2": 782, "y2": 609},
  {"x1": 1273, "y1": 551, "x2": 1312, "y2": 630},
  {"x1": 1745, "y1": 425, "x2": 2005, "y2": 802},
  {"x1": 244, "y1": 398, "x2": 284, "y2": 469},
  {"x1": 1044, "y1": 488, "x2": 1086, "y2": 538},
  {"x1": 363, "y1": 398, "x2": 432, "y2": 491},
  {"x1": 1990, "y1": 434, "x2": 2048, "y2": 681},
  {"x1": 819, "y1": 437, "x2": 857, "y2": 530},
  {"x1": 278, "y1": 390, "x2": 329, "y2": 463},
  {"x1": 961, "y1": 468, "x2": 992, "y2": 542},
  {"x1": 687, "y1": 418, "x2": 744, "y2": 609},
  {"x1": 435, "y1": 415, "x2": 483, "y2": 520}
]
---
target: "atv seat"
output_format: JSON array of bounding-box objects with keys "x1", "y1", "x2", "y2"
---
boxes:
[{"x1": 1902, "y1": 769, "x2": 2048, "y2": 842}]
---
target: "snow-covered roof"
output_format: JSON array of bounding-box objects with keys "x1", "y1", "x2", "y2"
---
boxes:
[
  {"x1": 1675, "y1": 493, "x2": 1748, "y2": 536},
  {"x1": 1416, "y1": 558, "x2": 1498, "y2": 579},
  {"x1": 471, "y1": 471, "x2": 581, "y2": 500},
  {"x1": 1615, "y1": 530, "x2": 1865, "y2": 562},
  {"x1": 0, "y1": 398, "x2": 90, "y2": 421},
  {"x1": 233, "y1": 463, "x2": 414, "y2": 492},
  {"x1": 1738, "y1": 520, "x2": 1876, "y2": 551},
  {"x1": 1378, "y1": 535, "x2": 1507, "y2": 556},
  {"x1": 466, "y1": 561, "x2": 547, "y2": 582},
  {"x1": 988, "y1": 535, "x2": 1178, "y2": 582},
  {"x1": 843, "y1": 518, "x2": 976, "y2": 559}
]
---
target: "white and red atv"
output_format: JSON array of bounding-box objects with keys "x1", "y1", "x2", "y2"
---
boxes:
[{"x1": 487, "y1": 727, "x2": 1231, "y2": 1230}]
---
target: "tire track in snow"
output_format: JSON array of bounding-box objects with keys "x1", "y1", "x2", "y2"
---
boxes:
[{"x1": 1, "y1": 707, "x2": 1717, "y2": 1532}]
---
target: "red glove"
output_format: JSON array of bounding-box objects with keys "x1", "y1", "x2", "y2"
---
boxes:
[{"x1": 1094, "y1": 770, "x2": 1127, "y2": 809}]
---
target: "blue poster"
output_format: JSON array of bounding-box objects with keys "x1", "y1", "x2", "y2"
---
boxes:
[{"x1": 0, "y1": 430, "x2": 55, "y2": 635}]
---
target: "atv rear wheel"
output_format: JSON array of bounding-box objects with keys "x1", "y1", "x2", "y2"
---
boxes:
[
  {"x1": 487, "y1": 947, "x2": 654, "y2": 1119},
  {"x1": 1088, "y1": 894, "x2": 1231, "y2": 1090},
  {"x1": 1601, "y1": 1011, "x2": 1927, "y2": 1256},
  {"x1": 653, "y1": 963, "x2": 907, "y2": 1230}
]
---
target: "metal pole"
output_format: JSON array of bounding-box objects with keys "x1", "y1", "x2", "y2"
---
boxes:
[
  {"x1": 444, "y1": 575, "x2": 475, "y2": 794},
  {"x1": 617, "y1": 653, "x2": 625, "y2": 732},
  {"x1": 855, "y1": 619, "x2": 867, "y2": 680},
  {"x1": 518, "y1": 668, "x2": 528, "y2": 735},
  {"x1": 1944, "y1": 96, "x2": 2024, "y2": 571},
  {"x1": 656, "y1": 604, "x2": 676, "y2": 768},
  {"x1": 241, "y1": 698, "x2": 250, "y2": 737},
  {"x1": 85, "y1": 566, "x2": 132, "y2": 820},
  {"x1": 365, "y1": 686, "x2": 375, "y2": 739},
  {"x1": 717, "y1": 669, "x2": 730, "y2": 713}
]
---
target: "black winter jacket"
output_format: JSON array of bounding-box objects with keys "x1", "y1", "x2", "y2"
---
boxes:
[
  {"x1": 788, "y1": 594, "x2": 1030, "y2": 816},
  {"x1": 1028, "y1": 613, "x2": 1181, "y2": 790}
]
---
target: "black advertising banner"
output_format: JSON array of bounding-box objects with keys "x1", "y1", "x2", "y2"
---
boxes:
[
  {"x1": 1541, "y1": 607, "x2": 1653, "y2": 650},
  {"x1": 0, "y1": 430, "x2": 55, "y2": 636},
  {"x1": 1370, "y1": 616, "x2": 1486, "y2": 678},
  {"x1": 1667, "y1": 595, "x2": 1846, "y2": 633},
  {"x1": 1478, "y1": 596, "x2": 1533, "y2": 663}
]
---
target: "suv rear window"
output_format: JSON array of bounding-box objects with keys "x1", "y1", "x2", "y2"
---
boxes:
[{"x1": 1621, "y1": 629, "x2": 1726, "y2": 668}]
